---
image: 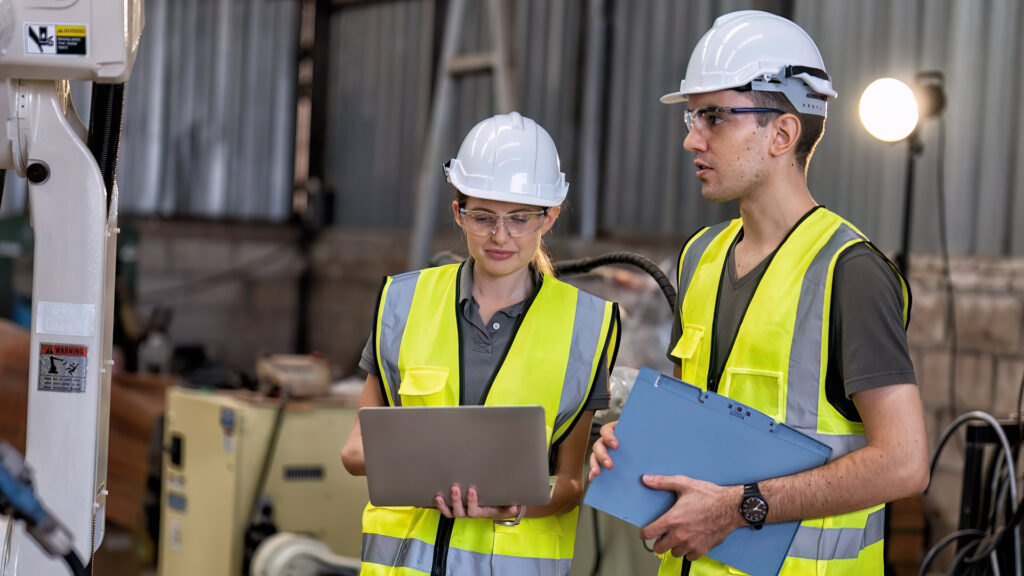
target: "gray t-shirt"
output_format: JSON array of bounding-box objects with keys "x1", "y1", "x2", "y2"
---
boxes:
[
  {"x1": 361, "y1": 261, "x2": 610, "y2": 409},
  {"x1": 668, "y1": 232, "x2": 916, "y2": 421}
]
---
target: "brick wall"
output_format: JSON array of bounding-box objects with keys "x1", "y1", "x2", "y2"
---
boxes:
[
  {"x1": 133, "y1": 219, "x2": 303, "y2": 376},
  {"x1": 905, "y1": 255, "x2": 1024, "y2": 552}
]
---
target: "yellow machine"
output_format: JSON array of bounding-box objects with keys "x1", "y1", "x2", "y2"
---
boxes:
[{"x1": 158, "y1": 387, "x2": 367, "y2": 576}]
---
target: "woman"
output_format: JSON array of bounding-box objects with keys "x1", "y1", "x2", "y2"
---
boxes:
[{"x1": 341, "y1": 111, "x2": 620, "y2": 575}]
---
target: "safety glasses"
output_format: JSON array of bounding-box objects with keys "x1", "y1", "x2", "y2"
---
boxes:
[
  {"x1": 457, "y1": 207, "x2": 548, "y2": 238},
  {"x1": 683, "y1": 106, "x2": 786, "y2": 134}
]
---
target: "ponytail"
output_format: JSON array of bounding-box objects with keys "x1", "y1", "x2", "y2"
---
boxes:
[{"x1": 533, "y1": 239, "x2": 556, "y2": 277}]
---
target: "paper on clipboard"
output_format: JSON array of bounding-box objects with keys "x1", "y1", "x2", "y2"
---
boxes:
[{"x1": 583, "y1": 367, "x2": 832, "y2": 576}]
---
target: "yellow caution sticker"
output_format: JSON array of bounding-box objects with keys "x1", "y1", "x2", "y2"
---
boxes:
[{"x1": 24, "y1": 23, "x2": 88, "y2": 56}]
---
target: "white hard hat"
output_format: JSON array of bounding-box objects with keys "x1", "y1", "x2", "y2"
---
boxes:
[
  {"x1": 444, "y1": 111, "x2": 568, "y2": 207},
  {"x1": 660, "y1": 10, "x2": 837, "y2": 117}
]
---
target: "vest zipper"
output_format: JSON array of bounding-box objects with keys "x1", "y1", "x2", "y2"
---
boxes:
[{"x1": 431, "y1": 516, "x2": 454, "y2": 576}]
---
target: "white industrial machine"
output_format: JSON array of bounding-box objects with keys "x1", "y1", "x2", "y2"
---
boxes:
[
  {"x1": 158, "y1": 387, "x2": 366, "y2": 576},
  {"x1": 0, "y1": 0, "x2": 143, "y2": 574}
]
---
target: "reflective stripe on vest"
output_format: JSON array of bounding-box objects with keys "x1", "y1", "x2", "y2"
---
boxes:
[
  {"x1": 677, "y1": 221, "x2": 732, "y2": 303},
  {"x1": 783, "y1": 222, "x2": 867, "y2": 452},
  {"x1": 669, "y1": 209, "x2": 909, "y2": 574},
  {"x1": 789, "y1": 507, "x2": 886, "y2": 561},
  {"x1": 362, "y1": 532, "x2": 573, "y2": 575},
  {"x1": 375, "y1": 270, "x2": 420, "y2": 407}
]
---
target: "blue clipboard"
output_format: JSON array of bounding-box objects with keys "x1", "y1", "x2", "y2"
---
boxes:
[{"x1": 583, "y1": 367, "x2": 832, "y2": 576}]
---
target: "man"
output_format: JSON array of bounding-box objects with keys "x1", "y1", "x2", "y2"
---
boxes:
[{"x1": 588, "y1": 10, "x2": 929, "y2": 575}]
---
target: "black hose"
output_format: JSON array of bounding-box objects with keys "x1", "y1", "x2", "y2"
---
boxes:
[
  {"x1": 554, "y1": 251, "x2": 676, "y2": 312},
  {"x1": 251, "y1": 386, "x2": 291, "y2": 523},
  {"x1": 86, "y1": 83, "x2": 126, "y2": 218},
  {"x1": 590, "y1": 506, "x2": 602, "y2": 576},
  {"x1": 63, "y1": 551, "x2": 87, "y2": 576},
  {"x1": 0, "y1": 169, "x2": 6, "y2": 212}
]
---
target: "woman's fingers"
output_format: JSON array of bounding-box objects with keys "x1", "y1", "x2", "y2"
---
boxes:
[
  {"x1": 435, "y1": 493, "x2": 453, "y2": 518},
  {"x1": 450, "y1": 485, "x2": 466, "y2": 517}
]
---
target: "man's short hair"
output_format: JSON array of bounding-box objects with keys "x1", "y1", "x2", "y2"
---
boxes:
[{"x1": 746, "y1": 90, "x2": 826, "y2": 173}]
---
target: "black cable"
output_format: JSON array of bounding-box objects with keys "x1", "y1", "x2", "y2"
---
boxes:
[
  {"x1": 945, "y1": 540, "x2": 982, "y2": 576},
  {"x1": 918, "y1": 529, "x2": 986, "y2": 576},
  {"x1": 590, "y1": 506, "x2": 602, "y2": 576},
  {"x1": 0, "y1": 169, "x2": 7, "y2": 212},
  {"x1": 641, "y1": 536, "x2": 655, "y2": 553},
  {"x1": 1017, "y1": 366, "x2": 1023, "y2": 444},
  {"x1": 243, "y1": 386, "x2": 292, "y2": 574},
  {"x1": 926, "y1": 411, "x2": 1021, "y2": 576},
  {"x1": 554, "y1": 251, "x2": 676, "y2": 311},
  {"x1": 964, "y1": 495, "x2": 1024, "y2": 565},
  {"x1": 250, "y1": 386, "x2": 291, "y2": 524},
  {"x1": 63, "y1": 550, "x2": 87, "y2": 576},
  {"x1": 934, "y1": 119, "x2": 958, "y2": 424}
]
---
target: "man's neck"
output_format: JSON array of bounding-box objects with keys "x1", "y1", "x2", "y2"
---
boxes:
[
  {"x1": 736, "y1": 174, "x2": 816, "y2": 251},
  {"x1": 731, "y1": 171, "x2": 816, "y2": 279}
]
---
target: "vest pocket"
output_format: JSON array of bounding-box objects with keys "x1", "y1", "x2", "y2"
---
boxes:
[
  {"x1": 399, "y1": 366, "x2": 454, "y2": 407},
  {"x1": 720, "y1": 367, "x2": 785, "y2": 421},
  {"x1": 670, "y1": 324, "x2": 704, "y2": 384},
  {"x1": 492, "y1": 516, "x2": 565, "y2": 575}
]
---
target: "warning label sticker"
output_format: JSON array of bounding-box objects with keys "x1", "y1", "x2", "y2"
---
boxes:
[
  {"x1": 24, "y1": 24, "x2": 87, "y2": 56},
  {"x1": 38, "y1": 343, "x2": 88, "y2": 393}
]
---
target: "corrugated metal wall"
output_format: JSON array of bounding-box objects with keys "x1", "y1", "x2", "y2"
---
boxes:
[
  {"x1": 326, "y1": 0, "x2": 594, "y2": 229},
  {"x1": 797, "y1": 0, "x2": 1024, "y2": 255},
  {"x1": 1, "y1": 0, "x2": 300, "y2": 221},
  {"x1": 3, "y1": 0, "x2": 1021, "y2": 257},
  {"x1": 324, "y1": 0, "x2": 1024, "y2": 257},
  {"x1": 118, "y1": 0, "x2": 300, "y2": 220}
]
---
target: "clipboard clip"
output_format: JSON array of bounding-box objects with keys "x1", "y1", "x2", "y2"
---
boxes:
[{"x1": 727, "y1": 403, "x2": 752, "y2": 421}]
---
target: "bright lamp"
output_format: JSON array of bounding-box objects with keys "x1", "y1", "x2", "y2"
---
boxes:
[{"x1": 859, "y1": 78, "x2": 919, "y2": 142}]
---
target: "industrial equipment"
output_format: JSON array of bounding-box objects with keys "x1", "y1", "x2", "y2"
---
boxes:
[
  {"x1": 0, "y1": 1, "x2": 143, "y2": 573},
  {"x1": 158, "y1": 387, "x2": 366, "y2": 576}
]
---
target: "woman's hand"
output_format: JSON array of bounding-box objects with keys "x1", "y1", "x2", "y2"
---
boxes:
[{"x1": 434, "y1": 485, "x2": 520, "y2": 521}]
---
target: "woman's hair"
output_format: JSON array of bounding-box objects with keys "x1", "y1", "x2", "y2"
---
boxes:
[{"x1": 455, "y1": 191, "x2": 557, "y2": 277}]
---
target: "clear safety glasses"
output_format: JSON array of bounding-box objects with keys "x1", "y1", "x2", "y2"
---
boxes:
[
  {"x1": 458, "y1": 207, "x2": 548, "y2": 238},
  {"x1": 683, "y1": 106, "x2": 786, "y2": 134}
]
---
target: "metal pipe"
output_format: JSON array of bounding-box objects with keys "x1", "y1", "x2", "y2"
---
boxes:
[{"x1": 408, "y1": 0, "x2": 467, "y2": 270}]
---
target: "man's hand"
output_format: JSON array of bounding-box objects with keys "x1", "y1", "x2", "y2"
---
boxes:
[
  {"x1": 638, "y1": 474, "x2": 745, "y2": 560},
  {"x1": 588, "y1": 421, "x2": 618, "y2": 481}
]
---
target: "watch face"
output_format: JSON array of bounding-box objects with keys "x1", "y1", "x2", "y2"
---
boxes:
[{"x1": 741, "y1": 496, "x2": 768, "y2": 523}]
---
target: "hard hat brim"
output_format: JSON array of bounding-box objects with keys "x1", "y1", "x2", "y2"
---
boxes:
[
  {"x1": 660, "y1": 91, "x2": 687, "y2": 104},
  {"x1": 450, "y1": 184, "x2": 565, "y2": 208}
]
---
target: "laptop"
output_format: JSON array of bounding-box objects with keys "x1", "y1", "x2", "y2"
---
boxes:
[{"x1": 359, "y1": 405, "x2": 553, "y2": 508}]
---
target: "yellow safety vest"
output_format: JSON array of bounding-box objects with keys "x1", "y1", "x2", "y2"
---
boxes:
[
  {"x1": 663, "y1": 208, "x2": 909, "y2": 576},
  {"x1": 363, "y1": 263, "x2": 619, "y2": 576}
]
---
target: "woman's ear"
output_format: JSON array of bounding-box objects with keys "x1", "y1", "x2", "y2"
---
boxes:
[
  {"x1": 541, "y1": 206, "x2": 561, "y2": 233},
  {"x1": 451, "y1": 200, "x2": 461, "y2": 223},
  {"x1": 770, "y1": 114, "x2": 802, "y2": 158}
]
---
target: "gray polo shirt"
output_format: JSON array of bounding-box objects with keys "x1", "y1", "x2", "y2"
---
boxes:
[{"x1": 360, "y1": 260, "x2": 610, "y2": 409}]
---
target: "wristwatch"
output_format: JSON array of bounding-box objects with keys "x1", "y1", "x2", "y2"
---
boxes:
[{"x1": 740, "y1": 483, "x2": 768, "y2": 530}]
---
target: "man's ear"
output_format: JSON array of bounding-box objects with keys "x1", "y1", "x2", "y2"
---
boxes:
[{"x1": 770, "y1": 114, "x2": 802, "y2": 158}]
